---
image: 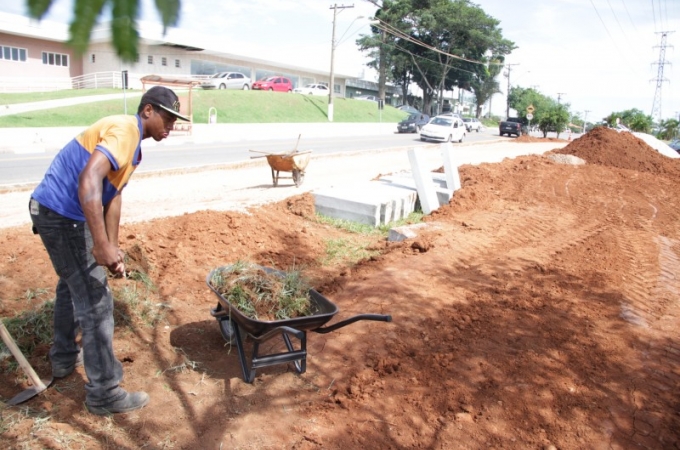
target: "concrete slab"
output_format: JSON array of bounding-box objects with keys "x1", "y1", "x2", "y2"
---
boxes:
[
  {"x1": 379, "y1": 174, "x2": 453, "y2": 207},
  {"x1": 313, "y1": 182, "x2": 420, "y2": 226},
  {"x1": 440, "y1": 143, "x2": 462, "y2": 191},
  {"x1": 407, "y1": 148, "x2": 440, "y2": 214},
  {"x1": 313, "y1": 192, "x2": 381, "y2": 226},
  {"x1": 388, "y1": 222, "x2": 442, "y2": 242}
]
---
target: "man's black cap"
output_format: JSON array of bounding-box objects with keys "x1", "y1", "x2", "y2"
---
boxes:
[{"x1": 140, "y1": 86, "x2": 190, "y2": 121}]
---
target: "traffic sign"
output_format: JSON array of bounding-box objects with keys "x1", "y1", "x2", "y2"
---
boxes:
[
  {"x1": 526, "y1": 105, "x2": 535, "y2": 113},
  {"x1": 526, "y1": 113, "x2": 534, "y2": 120}
]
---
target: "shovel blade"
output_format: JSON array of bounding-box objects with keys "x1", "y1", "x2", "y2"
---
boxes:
[{"x1": 6, "y1": 377, "x2": 53, "y2": 405}]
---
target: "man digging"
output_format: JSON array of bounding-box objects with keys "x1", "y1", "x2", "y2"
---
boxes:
[{"x1": 28, "y1": 86, "x2": 189, "y2": 415}]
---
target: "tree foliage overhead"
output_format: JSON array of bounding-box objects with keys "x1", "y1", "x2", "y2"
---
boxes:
[
  {"x1": 26, "y1": 0, "x2": 181, "y2": 62},
  {"x1": 357, "y1": 0, "x2": 515, "y2": 116}
]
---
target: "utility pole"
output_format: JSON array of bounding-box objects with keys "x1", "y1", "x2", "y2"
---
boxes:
[
  {"x1": 583, "y1": 110, "x2": 590, "y2": 134},
  {"x1": 328, "y1": 3, "x2": 354, "y2": 122},
  {"x1": 504, "y1": 63, "x2": 519, "y2": 119},
  {"x1": 557, "y1": 92, "x2": 566, "y2": 105},
  {"x1": 650, "y1": 31, "x2": 673, "y2": 122}
]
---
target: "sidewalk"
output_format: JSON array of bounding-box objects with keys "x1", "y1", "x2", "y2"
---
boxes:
[
  {"x1": 0, "y1": 92, "x2": 143, "y2": 117},
  {"x1": 0, "y1": 122, "x2": 400, "y2": 154}
]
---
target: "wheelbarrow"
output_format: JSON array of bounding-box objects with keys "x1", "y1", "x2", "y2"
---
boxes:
[
  {"x1": 250, "y1": 134, "x2": 311, "y2": 187},
  {"x1": 206, "y1": 265, "x2": 392, "y2": 383}
]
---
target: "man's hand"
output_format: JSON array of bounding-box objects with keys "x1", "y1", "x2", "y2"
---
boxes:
[{"x1": 92, "y1": 242, "x2": 125, "y2": 275}]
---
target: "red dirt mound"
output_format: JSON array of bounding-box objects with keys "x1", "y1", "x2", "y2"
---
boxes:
[
  {"x1": 515, "y1": 135, "x2": 566, "y2": 143},
  {"x1": 554, "y1": 126, "x2": 680, "y2": 176}
]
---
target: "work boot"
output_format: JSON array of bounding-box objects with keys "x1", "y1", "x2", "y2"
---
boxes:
[
  {"x1": 86, "y1": 391, "x2": 150, "y2": 416},
  {"x1": 52, "y1": 349, "x2": 84, "y2": 378}
]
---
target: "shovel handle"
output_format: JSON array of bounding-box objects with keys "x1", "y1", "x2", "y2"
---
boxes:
[{"x1": 0, "y1": 321, "x2": 47, "y2": 390}]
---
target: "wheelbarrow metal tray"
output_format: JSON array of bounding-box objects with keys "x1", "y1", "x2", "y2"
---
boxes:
[
  {"x1": 206, "y1": 266, "x2": 339, "y2": 337},
  {"x1": 266, "y1": 152, "x2": 310, "y2": 173}
]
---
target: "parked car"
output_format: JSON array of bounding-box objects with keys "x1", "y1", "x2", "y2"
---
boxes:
[
  {"x1": 420, "y1": 115, "x2": 466, "y2": 143},
  {"x1": 252, "y1": 76, "x2": 293, "y2": 92},
  {"x1": 200, "y1": 72, "x2": 251, "y2": 90},
  {"x1": 355, "y1": 95, "x2": 378, "y2": 102},
  {"x1": 397, "y1": 104, "x2": 420, "y2": 114},
  {"x1": 397, "y1": 113, "x2": 430, "y2": 134},
  {"x1": 293, "y1": 83, "x2": 329, "y2": 96},
  {"x1": 463, "y1": 117, "x2": 483, "y2": 132}
]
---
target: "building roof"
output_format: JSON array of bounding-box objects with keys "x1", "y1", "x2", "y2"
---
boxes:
[
  {"x1": 0, "y1": 12, "x2": 355, "y2": 79},
  {"x1": 0, "y1": 11, "x2": 69, "y2": 42}
]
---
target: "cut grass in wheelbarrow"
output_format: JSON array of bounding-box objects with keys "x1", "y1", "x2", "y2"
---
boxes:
[
  {"x1": 207, "y1": 261, "x2": 314, "y2": 322},
  {"x1": 207, "y1": 262, "x2": 392, "y2": 383}
]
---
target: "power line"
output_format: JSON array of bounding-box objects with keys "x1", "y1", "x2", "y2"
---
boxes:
[
  {"x1": 620, "y1": 0, "x2": 638, "y2": 32},
  {"x1": 372, "y1": 17, "x2": 502, "y2": 66},
  {"x1": 605, "y1": 0, "x2": 632, "y2": 47}
]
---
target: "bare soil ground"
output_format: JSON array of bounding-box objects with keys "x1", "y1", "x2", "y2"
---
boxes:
[{"x1": 1, "y1": 128, "x2": 679, "y2": 449}]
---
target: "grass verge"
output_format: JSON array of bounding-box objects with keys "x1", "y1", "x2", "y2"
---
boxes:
[{"x1": 0, "y1": 89, "x2": 409, "y2": 127}]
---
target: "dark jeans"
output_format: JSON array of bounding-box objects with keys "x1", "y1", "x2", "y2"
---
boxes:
[{"x1": 29, "y1": 198, "x2": 125, "y2": 406}]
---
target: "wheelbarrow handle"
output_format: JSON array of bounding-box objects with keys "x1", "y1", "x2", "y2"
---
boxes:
[{"x1": 313, "y1": 314, "x2": 392, "y2": 334}]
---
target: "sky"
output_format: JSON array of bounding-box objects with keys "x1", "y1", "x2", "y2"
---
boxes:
[{"x1": 2, "y1": 0, "x2": 679, "y2": 122}]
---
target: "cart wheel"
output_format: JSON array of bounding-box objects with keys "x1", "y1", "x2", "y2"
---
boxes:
[
  {"x1": 292, "y1": 169, "x2": 304, "y2": 187},
  {"x1": 218, "y1": 318, "x2": 236, "y2": 345},
  {"x1": 271, "y1": 168, "x2": 278, "y2": 186}
]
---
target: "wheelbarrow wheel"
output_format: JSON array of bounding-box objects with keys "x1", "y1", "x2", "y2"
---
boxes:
[
  {"x1": 218, "y1": 318, "x2": 237, "y2": 345},
  {"x1": 292, "y1": 169, "x2": 304, "y2": 187}
]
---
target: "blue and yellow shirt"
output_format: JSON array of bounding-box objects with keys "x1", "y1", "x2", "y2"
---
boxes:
[{"x1": 32, "y1": 114, "x2": 143, "y2": 221}]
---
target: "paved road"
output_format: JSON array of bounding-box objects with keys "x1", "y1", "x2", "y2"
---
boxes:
[{"x1": 0, "y1": 127, "x2": 502, "y2": 187}]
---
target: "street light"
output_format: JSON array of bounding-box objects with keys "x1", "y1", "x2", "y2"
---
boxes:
[{"x1": 328, "y1": 9, "x2": 364, "y2": 122}]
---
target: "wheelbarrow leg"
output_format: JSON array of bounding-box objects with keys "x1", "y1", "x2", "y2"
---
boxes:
[{"x1": 271, "y1": 167, "x2": 278, "y2": 186}]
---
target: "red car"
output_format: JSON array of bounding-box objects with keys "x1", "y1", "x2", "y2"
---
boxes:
[{"x1": 252, "y1": 76, "x2": 293, "y2": 92}]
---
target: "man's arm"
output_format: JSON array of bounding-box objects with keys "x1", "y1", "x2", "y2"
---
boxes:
[
  {"x1": 104, "y1": 193, "x2": 125, "y2": 275},
  {"x1": 79, "y1": 151, "x2": 123, "y2": 274},
  {"x1": 104, "y1": 193, "x2": 122, "y2": 245}
]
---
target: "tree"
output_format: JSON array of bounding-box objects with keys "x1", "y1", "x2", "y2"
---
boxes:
[
  {"x1": 26, "y1": 0, "x2": 181, "y2": 62},
  {"x1": 537, "y1": 104, "x2": 569, "y2": 138},
  {"x1": 468, "y1": 60, "x2": 503, "y2": 118},
  {"x1": 604, "y1": 109, "x2": 654, "y2": 133},
  {"x1": 657, "y1": 118, "x2": 679, "y2": 140},
  {"x1": 357, "y1": 0, "x2": 514, "y2": 115}
]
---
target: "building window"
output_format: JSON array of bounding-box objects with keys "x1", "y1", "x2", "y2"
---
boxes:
[
  {"x1": 1, "y1": 45, "x2": 27, "y2": 62},
  {"x1": 161, "y1": 57, "x2": 167, "y2": 66},
  {"x1": 175, "y1": 59, "x2": 180, "y2": 68},
  {"x1": 41, "y1": 51, "x2": 69, "y2": 66},
  {"x1": 148, "y1": 55, "x2": 153, "y2": 64},
  {"x1": 91, "y1": 54, "x2": 95, "y2": 63}
]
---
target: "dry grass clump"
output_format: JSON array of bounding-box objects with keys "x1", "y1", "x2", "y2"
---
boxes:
[{"x1": 208, "y1": 261, "x2": 313, "y2": 321}]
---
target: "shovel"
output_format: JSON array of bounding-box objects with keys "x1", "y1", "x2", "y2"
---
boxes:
[{"x1": 0, "y1": 321, "x2": 53, "y2": 405}]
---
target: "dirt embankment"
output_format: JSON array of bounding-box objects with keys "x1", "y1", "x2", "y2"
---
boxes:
[{"x1": 1, "y1": 128, "x2": 679, "y2": 449}]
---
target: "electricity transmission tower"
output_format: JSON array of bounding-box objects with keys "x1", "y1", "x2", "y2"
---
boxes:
[{"x1": 650, "y1": 31, "x2": 673, "y2": 121}]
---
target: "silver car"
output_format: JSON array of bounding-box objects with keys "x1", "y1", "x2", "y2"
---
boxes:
[{"x1": 201, "y1": 72, "x2": 251, "y2": 90}]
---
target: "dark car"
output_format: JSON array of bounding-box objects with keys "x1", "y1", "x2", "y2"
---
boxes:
[
  {"x1": 397, "y1": 104, "x2": 420, "y2": 114},
  {"x1": 669, "y1": 139, "x2": 680, "y2": 154},
  {"x1": 397, "y1": 113, "x2": 430, "y2": 133}
]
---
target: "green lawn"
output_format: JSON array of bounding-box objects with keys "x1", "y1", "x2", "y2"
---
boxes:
[
  {"x1": 0, "y1": 89, "x2": 410, "y2": 127},
  {"x1": 0, "y1": 89, "x2": 121, "y2": 104}
]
